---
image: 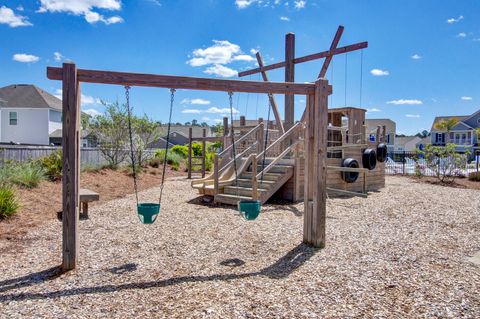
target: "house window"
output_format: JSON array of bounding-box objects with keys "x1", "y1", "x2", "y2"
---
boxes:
[
  {"x1": 386, "y1": 134, "x2": 390, "y2": 144},
  {"x1": 435, "y1": 133, "x2": 445, "y2": 144},
  {"x1": 9, "y1": 112, "x2": 17, "y2": 125}
]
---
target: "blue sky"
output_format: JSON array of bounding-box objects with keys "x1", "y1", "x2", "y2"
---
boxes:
[{"x1": 1, "y1": 0, "x2": 479, "y2": 135}]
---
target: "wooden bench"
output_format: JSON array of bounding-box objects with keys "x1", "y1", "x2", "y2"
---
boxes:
[
  {"x1": 79, "y1": 188, "x2": 100, "y2": 219},
  {"x1": 57, "y1": 188, "x2": 100, "y2": 220}
]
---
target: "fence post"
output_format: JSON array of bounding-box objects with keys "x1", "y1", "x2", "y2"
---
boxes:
[
  {"x1": 201, "y1": 128, "x2": 206, "y2": 178},
  {"x1": 403, "y1": 150, "x2": 406, "y2": 175},
  {"x1": 188, "y1": 127, "x2": 192, "y2": 179}
]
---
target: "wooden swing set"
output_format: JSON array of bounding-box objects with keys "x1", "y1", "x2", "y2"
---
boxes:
[{"x1": 47, "y1": 25, "x2": 368, "y2": 271}]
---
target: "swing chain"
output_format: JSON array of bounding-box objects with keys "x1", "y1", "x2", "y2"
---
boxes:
[
  {"x1": 125, "y1": 85, "x2": 139, "y2": 205},
  {"x1": 158, "y1": 88, "x2": 176, "y2": 204}
]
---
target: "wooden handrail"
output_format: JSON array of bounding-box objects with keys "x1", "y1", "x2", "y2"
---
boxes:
[
  {"x1": 256, "y1": 140, "x2": 301, "y2": 179},
  {"x1": 256, "y1": 121, "x2": 304, "y2": 160},
  {"x1": 218, "y1": 123, "x2": 263, "y2": 157},
  {"x1": 218, "y1": 142, "x2": 258, "y2": 174}
]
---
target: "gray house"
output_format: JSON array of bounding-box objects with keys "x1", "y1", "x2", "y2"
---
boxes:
[{"x1": 430, "y1": 109, "x2": 480, "y2": 156}]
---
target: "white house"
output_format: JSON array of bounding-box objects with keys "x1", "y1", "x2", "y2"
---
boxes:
[
  {"x1": 365, "y1": 118, "x2": 396, "y2": 151},
  {"x1": 0, "y1": 84, "x2": 62, "y2": 145}
]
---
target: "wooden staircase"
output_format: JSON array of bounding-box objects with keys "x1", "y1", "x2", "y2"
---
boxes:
[{"x1": 214, "y1": 159, "x2": 294, "y2": 205}]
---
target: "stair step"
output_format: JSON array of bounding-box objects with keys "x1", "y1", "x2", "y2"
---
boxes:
[
  {"x1": 235, "y1": 179, "x2": 276, "y2": 187},
  {"x1": 214, "y1": 194, "x2": 253, "y2": 206},
  {"x1": 249, "y1": 164, "x2": 293, "y2": 174},
  {"x1": 241, "y1": 171, "x2": 283, "y2": 181},
  {"x1": 224, "y1": 186, "x2": 269, "y2": 197}
]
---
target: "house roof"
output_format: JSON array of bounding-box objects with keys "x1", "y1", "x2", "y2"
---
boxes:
[
  {"x1": 430, "y1": 115, "x2": 468, "y2": 131},
  {"x1": 0, "y1": 84, "x2": 62, "y2": 110},
  {"x1": 49, "y1": 129, "x2": 93, "y2": 139},
  {"x1": 395, "y1": 136, "x2": 420, "y2": 146}
]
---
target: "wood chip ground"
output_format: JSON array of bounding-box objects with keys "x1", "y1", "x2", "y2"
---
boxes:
[{"x1": 0, "y1": 176, "x2": 479, "y2": 318}]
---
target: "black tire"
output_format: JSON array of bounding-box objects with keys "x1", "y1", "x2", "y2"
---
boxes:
[
  {"x1": 362, "y1": 148, "x2": 377, "y2": 170},
  {"x1": 341, "y1": 158, "x2": 360, "y2": 183},
  {"x1": 377, "y1": 143, "x2": 388, "y2": 163}
]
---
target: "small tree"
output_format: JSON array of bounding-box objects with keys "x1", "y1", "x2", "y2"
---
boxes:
[
  {"x1": 90, "y1": 101, "x2": 129, "y2": 169},
  {"x1": 421, "y1": 143, "x2": 469, "y2": 184},
  {"x1": 434, "y1": 118, "x2": 459, "y2": 143},
  {"x1": 130, "y1": 114, "x2": 162, "y2": 167}
]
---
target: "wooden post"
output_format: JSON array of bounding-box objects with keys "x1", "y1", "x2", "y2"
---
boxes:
[
  {"x1": 223, "y1": 117, "x2": 229, "y2": 149},
  {"x1": 201, "y1": 128, "x2": 206, "y2": 178},
  {"x1": 256, "y1": 52, "x2": 285, "y2": 134},
  {"x1": 240, "y1": 116, "x2": 246, "y2": 127},
  {"x1": 376, "y1": 126, "x2": 381, "y2": 146},
  {"x1": 382, "y1": 125, "x2": 387, "y2": 144},
  {"x1": 62, "y1": 63, "x2": 81, "y2": 271},
  {"x1": 213, "y1": 155, "x2": 219, "y2": 195},
  {"x1": 285, "y1": 33, "x2": 295, "y2": 130},
  {"x1": 188, "y1": 127, "x2": 192, "y2": 179},
  {"x1": 303, "y1": 79, "x2": 330, "y2": 248},
  {"x1": 252, "y1": 155, "x2": 258, "y2": 201}
]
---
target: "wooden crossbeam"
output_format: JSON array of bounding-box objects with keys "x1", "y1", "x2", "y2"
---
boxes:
[
  {"x1": 256, "y1": 52, "x2": 285, "y2": 134},
  {"x1": 318, "y1": 26, "x2": 344, "y2": 79},
  {"x1": 47, "y1": 66, "x2": 315, "y2": 95},
  {"x1": 238, "y1": 41, "x2": 368, "y2": 77}
]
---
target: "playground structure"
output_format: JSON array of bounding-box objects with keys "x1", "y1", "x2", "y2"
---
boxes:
[
  {"x1": 46, "y1": 25, "x2": 385, "y2": 271},
  {"x1": 191, "y1": 26, "x2": 385, "y2": 203}
]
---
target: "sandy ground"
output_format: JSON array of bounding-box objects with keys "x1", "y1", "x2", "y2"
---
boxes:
[{"x1": 0, "y1": 176, "x2": 479, "y2": 318}]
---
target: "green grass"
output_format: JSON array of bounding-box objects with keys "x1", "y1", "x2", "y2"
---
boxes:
[
  {"x1": 0, "y1": 186, "x2": 20, "y2": 219},
  {"x1": 0, "y1": 161, "x2": 45, "y2": 188}
]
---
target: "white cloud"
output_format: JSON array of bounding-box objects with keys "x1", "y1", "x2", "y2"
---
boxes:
[
  {"x1": 387, "y1": 99, "x2": 423, "y2": 105},
  {"x1": 250, "y1": 48, "x2": 258, "y2": 55},
  {"x1": 411, "y1": 54, "x2": 422, "y2": 60},
  {"x1": 370, "y1": 69, "x2": 389, "y2": 76},
  {"x1": 405, "y1": 114, "x2": 420, "y2": 118},
  {"x1": 53, "y1": 51, "x2": 64, "y2": 62},
  {"x1": 182, "y1": 109, "x2": 202, "y2": 114},
  {"x1": 457, "y1": 32, "x2": 467, "y2": 38},
  {"x1": 206, "y1": 107, "x2": 239, "y2": 114},
  {"x1": 83, "y1": 108, "x2": 102, "y2": 117},
  {"x1": 148, "y1": 0, "x2": 162, "y2": 6},
  {"x1": 54, "y1": 89, "x2": 101, "y2": 106},
  {"x1": 294, "y1": 0, "x2": 306, "y2": 9},
  {"x1": 16, "y1": 5, "x2": 24, "y2": 12},
  {"x1": 13, "y1": 54, "x2": 39, "y2": 63},
  {"x1": 233, "y1": 54, "x2": 255, "y2": 62},
  {"x1": 187, "y1": 40, "x2": 254, "y2": 77},
  {"x1": 187, "y1": 40, "x2": 241, "y2": 66},
  {"x1": 181, "y1": 98, "x2": 211, "y2": 105},
  {"x1": 446, "y1": 15, "x2": 463, "y2": 24},
  {"x1": 204, "y1": 64, "x2": 238, "y2": 78},
  {"x1": 367, "y1": 108, "x2": 381, "y2": 113},
  {"x1": 182, "y1": 107, "x2": 239, "y2": 114},
  {"x1": 0, "y1": 5, "x2": 32, "y2": 27},
  {"x1": 473, "y1": 38, "x2": 480, "y2": 42},
  {"x1": 461, "y1": 96, "x2": 472, "y2": 101},
  {"x1": 280, "y1": 16, "x2": 290, "y2": 21},
  {"x1": 235, "y1": 0, "x2": 258, "y2": 9},
  {"x1": 37, "y1": 0, "x2": 123, "y2": 25}
]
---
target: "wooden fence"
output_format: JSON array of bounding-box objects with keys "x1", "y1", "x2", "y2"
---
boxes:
[{"x1": 0, "y1": 145, "x2": 158, "y2": 167}]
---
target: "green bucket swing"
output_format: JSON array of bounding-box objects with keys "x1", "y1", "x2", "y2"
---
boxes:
[
  {"x1": 228, "y1": 91, "x2": 271, "y2": 221},
  {"x1": 125, "y1": 86, "x2": 176, "y2": 224}
]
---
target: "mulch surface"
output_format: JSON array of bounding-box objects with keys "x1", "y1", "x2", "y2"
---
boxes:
[
  {"x1": 0, "y1": 166, "x2": 183, "y2": 253},
  {"x1": 409, "y1": 175, "x2": 480, "y2": 190}
]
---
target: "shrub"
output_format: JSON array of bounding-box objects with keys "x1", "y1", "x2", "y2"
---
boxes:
[
  {"x1": 39, "y1": 150, "x2": 62, "y2": 181},
  {"x1": 170, "y1": 145, "x2": 189, "y2": 159},
  {"x1": 11, "y1": 162, "x2": 45, "y2": 188},
  {"x1": 0, "y1": 186, "x2": 20, "y2": 219},
  {"x1": 468, "y1": 172, "x2": 480, "y2": 182},
  {"x1": 420, "y1": 144, "x2": 469, "y2": 184},
  {"x1": 149, "y1": 158, "x2": 161, "y2": 168},
  {"x1": 154, "y1": 149, "x2": 184, "y2": 169}
]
